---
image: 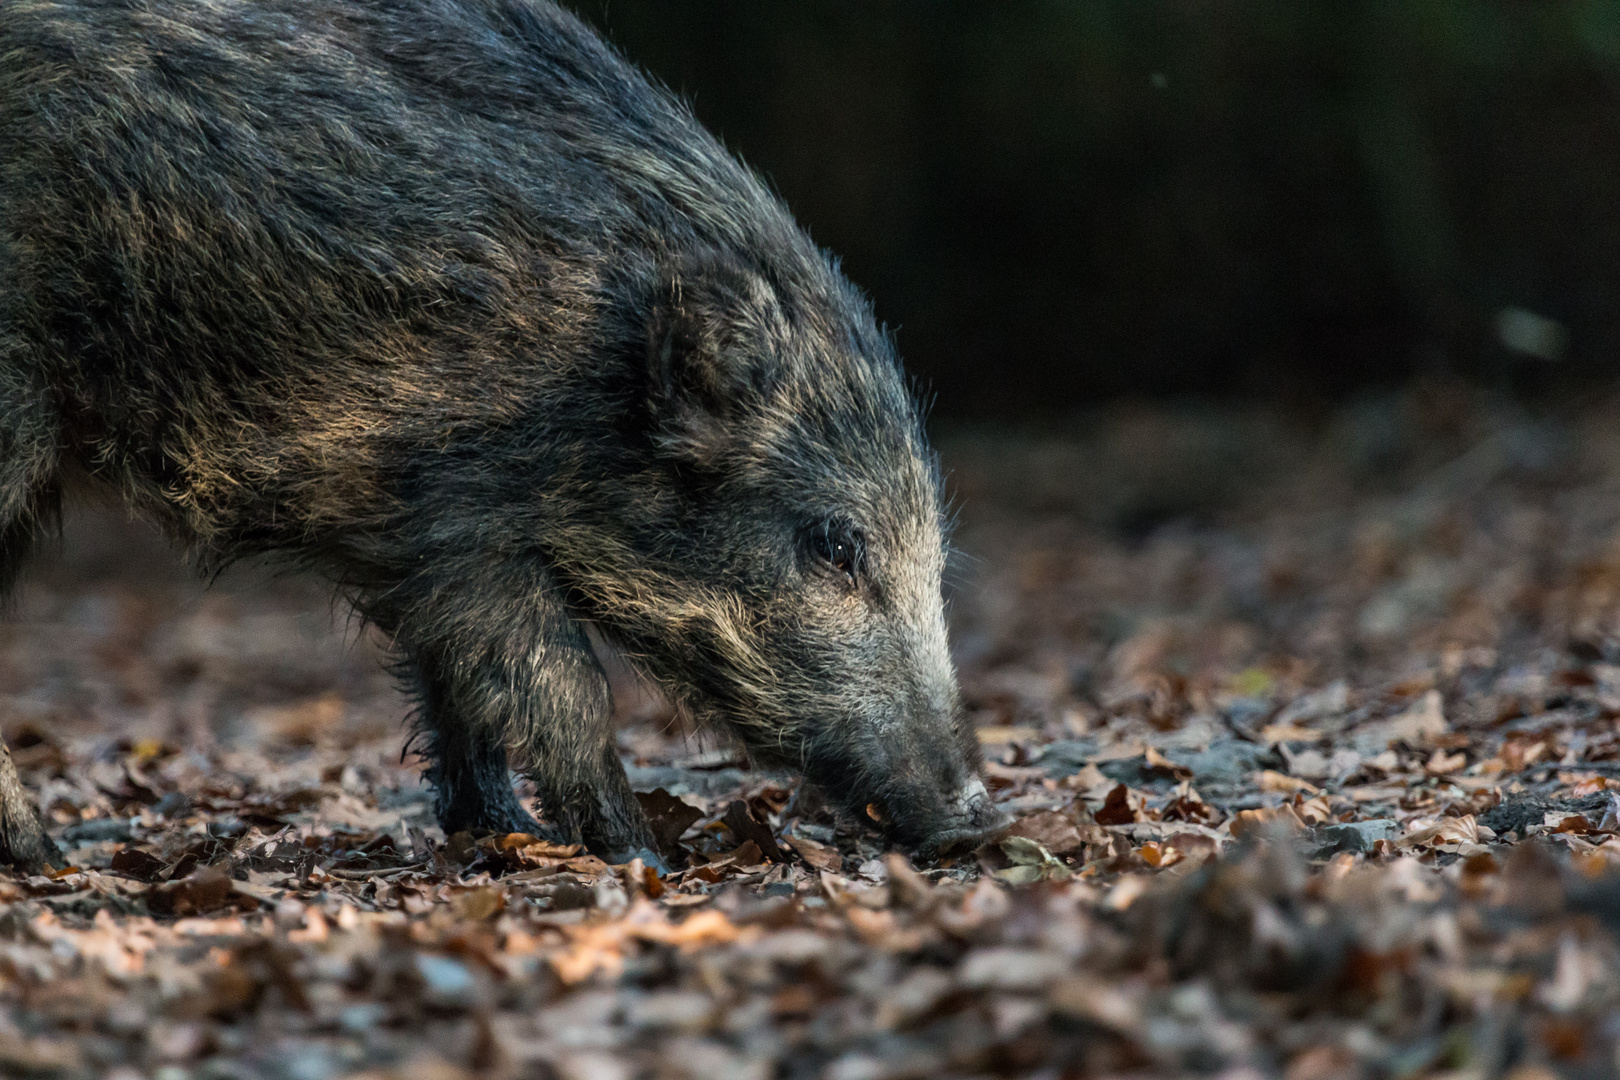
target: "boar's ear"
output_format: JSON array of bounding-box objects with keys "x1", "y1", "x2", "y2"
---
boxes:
[{"x1": 646, "y1": 257, "x2": 787, "y2": 461}]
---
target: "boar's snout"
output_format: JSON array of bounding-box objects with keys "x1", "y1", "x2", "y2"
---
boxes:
[
  {"x1": 823, "y1": 733, "x2": 1011, "y2": 859},
  {"x1": 907, "y1": 775, "x2": 1011, "y2": 857}
]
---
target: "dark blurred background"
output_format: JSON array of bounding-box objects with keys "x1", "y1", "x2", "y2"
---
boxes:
[{"x1": 571, "y1": 1, "x2": 1620, "y2": 420}]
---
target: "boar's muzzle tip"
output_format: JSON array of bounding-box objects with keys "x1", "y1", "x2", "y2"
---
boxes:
[{"x1": 912, "y1": 775, "x2": 1012, "y2": 860}]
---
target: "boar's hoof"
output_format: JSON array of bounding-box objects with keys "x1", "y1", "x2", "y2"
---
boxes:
[
  {"x1": 605, "y1": 846, "x2": 670, "y2": 875},
  {"x1": 0, "y1": 746, "x2": 62, "y2": 873},
  {"x1": 0, "y1": 813, "x2": 61, "y2": 874}
]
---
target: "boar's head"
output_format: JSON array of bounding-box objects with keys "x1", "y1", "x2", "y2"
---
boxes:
[{"x1": 569, "y1": 253, "x2": 1009, "y2": 857}]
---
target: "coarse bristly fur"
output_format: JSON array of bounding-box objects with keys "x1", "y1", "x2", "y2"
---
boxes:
[{"x1": 0, "y1": 0, "x2": 1009, "y2": 870}]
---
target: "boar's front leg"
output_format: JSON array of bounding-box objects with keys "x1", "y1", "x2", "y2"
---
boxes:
[
  {"x1": 0, "y1": 736, "x2": 59, "y2": 872},
  {"x1": 506, "y1": 619, "x2": 664, "y2": 870},
  {"x1": 410, "y1": 652, "x2": 544, "y2": 839},
  {"x1": 0, "y1": 448, "x2": 63, "y2": 872},
  {"x1": 403, "y1": 610, "x2": 662, "y2": 871}
]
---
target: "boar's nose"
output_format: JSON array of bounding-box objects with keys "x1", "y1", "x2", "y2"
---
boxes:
[{"x1": 916, "y1": 776, "x2": 1011, "y2": 857}]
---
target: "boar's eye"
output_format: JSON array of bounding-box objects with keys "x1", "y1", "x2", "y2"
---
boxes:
[{"x1": 808, "y1": 521, "x2": 865, "y2": 585}]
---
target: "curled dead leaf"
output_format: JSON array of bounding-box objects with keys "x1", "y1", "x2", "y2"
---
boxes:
[
  {"x1": 450, "y1": 886, "x2": 505, "y2": 921},
  {"x1": 630, "y1": 908, "x2": 753, "y2": 951},
  {"x1": 994, "y1": 835, "x2": 1071, "y2": 884},
  {"x1": 1230, "y1": 805, "x2": 1306, "y2": 838},
  {"x1": 1550, "y1": 814, "x2": 1593, "y2": 836},
  {"x1": 784, "y1": 834, "x2": 842, "y2": 873},
  {"x1": 1144, "y1": 746, "x2": 1193, "y2": 781},
  {"x1": 148, "y1": 864, "x2": 235, "y2": 917},
  {"x1": 635, "y1": 789, "x2": 705, "y2": 856},
  {"x1": 1139, "y1": 841, "x2": 1182, "y2": 869},
  {"x1": 1094, "y1": 784, "x2": 1142, "y2": 826},
  {"x1": 1006, "y1": 810, "x2": 1087, "y2": 855},
  {"x1": 1256, "y1": 769, "x2": 1318, "y2": 795},
  {"x1": 724, "y1": 800, "x2": 788, "y2": 862}
]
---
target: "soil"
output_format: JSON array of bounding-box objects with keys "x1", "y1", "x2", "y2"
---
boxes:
[{"x1": 3, "y1": 381, "x2": 1620, "y2": 1079}]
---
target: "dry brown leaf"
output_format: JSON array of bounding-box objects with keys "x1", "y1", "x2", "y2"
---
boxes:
[
  {"x1": 1351, "y1": 689, "x2": 1448, "y2": 753},
  {"x1": 1094, "y1": 784, "x2": 1143, "y2": 825},
  {"x1": 783, "y1": 834, "x2": 842, "y2": 872},
  {"x1": 451, "y1": 886, "x2": 506, "y2": 921},
  {"x1": 1260, "y1": 723, "x2": 1321, "y2": 745},
  {"x1": 1048, "y1": 977, "x2": 1141, "y2": 1033},
  {"x1": 1139, "y1": 841, "x2": 1182, "y2": 869},
  {"x1": 1061, "y1": 762, "x2": 1115, "y2": 800},
  {"x1": 1400, "y1": 815, "x2": 1483, "y2": 848},
  {"x1": 635, "y1": 789, "x2": 705, "y2": 855},
  {"x1": 1162, "y1": 831, "x2": 1220, "y2": 866},
  {"x1": 1549, "y1": 814, "x2": 1594, "y2": 836},
  {"x1": 723, "y1": 800, "x2": 788, "y2": 862},
  {"x1": 1296, "y1": 793, "x2": 1334, "y2": 825},
  {"x1": 109, "y1": 846, "x2": 165, "y2": 882},
  {"x1": 1230, "y1": 804, "x2": 1306, "y2": 838},
  {"x1": 843, "y1": 905, "x2": 899, "y2": 945},
  {"x1": 562, "y1": 854, "x2": 611, "y2": 876},
  {"x1": 494, "y1": 833, "x2": 581, "y2": 858},
  {"x1": 1143, "y1": 746, "x2": 1193, "y2": 781},
  {"x1": 630, "y1": 908, "x2": 753, "y2": 951},
  {"x1": 1257, "y1": 770, "x2": 1319, "y2": 795},
  {"x1": 1425, "y1": 748, "x2": 1467, "y2": 776},
  {"x1": 883, "y1": 853, "x2": 935, "y2": 908},
  {"x1": 976, "y1": 726, "x2": 1041, "y2": 744},
  {"x1": 148, "y1": 864, "x2": 235, "y2": 917}
]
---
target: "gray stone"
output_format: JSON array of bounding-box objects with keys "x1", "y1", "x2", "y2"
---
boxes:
[
  {"x1": 413, "y1": 953, "x2": 478, "y2": 1009},
  {"x1": 1311, "y1": 819, "x2": 1399, "y2": 857},
  {"x1": 1042, "y1": 737, "x2": 1272, "y2": 791},
  {"x1": 1097, "y1": 756, "x2": 1170, "y2": 790},
  {"x1": 1037, "y1": 740, "x2": 1100, "y2": 776},
  {"x1": 1169, "y1": 740, "x2": 1273, "y2": 788},
  {"x1": 624, "y1": 765, "x2": 747, "y2": 798},
  {"x1": 62, "y1": 818, "x2": 135, "y2": 843},
  {"x1": 266, "y1": 1044, "x2": 339, "y2": 1080},
  {"x1": 1222, "y1": 698, "x2": 1274, "y2": 738}
]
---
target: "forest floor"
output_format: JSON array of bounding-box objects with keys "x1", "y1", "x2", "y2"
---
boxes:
[{"x1": 4, "y1": 381, "x2": 1620, "y2": 1080}]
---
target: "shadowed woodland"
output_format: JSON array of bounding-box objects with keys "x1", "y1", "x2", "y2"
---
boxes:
[{"x1": 6, "y1": 4, "x2": 1620, "y2": 1079}]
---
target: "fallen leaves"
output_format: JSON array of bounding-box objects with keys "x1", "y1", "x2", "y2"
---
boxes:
[
  {"x1": 550, "y1": 902, "x2": 760, "y2": 983},
  {"x1": 1001, "y1": 809, "x2": 1089, "y2": 854},
  {"x1": 10, "y1": 392, "x2": 1620, "y2": 1075},
  {"x1": 1349, "y1": 689, "x2": 1450, "y2": 754},
  {"x1": 146, "y1": 863, "x2": 238, "y2": 917}
]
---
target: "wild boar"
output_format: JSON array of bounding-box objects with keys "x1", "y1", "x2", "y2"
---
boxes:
[{"x1": 0, "y1": 0, "x2": 1009, "y2": 870}]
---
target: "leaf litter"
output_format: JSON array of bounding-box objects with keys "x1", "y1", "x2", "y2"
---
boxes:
[{"x1": 5, "y1": 384, "x2": 1620, "y2": 1076}]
